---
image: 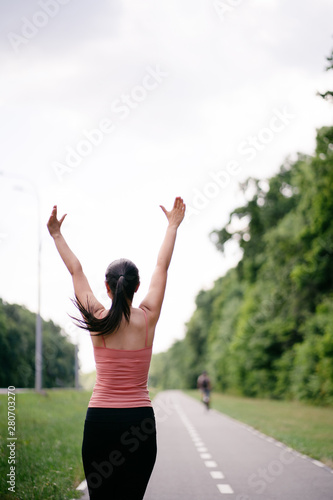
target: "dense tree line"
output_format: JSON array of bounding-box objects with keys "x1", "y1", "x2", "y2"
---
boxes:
[
  {"x1": 150, "y1": 125, "x2": 333, "y2": 405},
  {"x1": 0, "y1": 299, "x2": 76, "y2": 388}
]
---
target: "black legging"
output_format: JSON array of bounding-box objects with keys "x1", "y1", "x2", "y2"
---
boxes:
[{"x1": 82, "y1": 407, "x2": 157, "y2": 500}]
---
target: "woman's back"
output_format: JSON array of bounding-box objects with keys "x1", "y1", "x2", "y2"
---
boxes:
[{"x1": 91, "y1": 306, "x2": 154, "y2": 351}]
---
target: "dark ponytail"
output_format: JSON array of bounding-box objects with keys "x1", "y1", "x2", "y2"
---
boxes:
[{"x1": 71, "y1": 258, "x2": 140, "y2": 336}]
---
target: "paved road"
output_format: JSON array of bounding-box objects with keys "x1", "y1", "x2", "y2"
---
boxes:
[
  {"x1": 76, "y1": 391, "x2": 333, "y2": 500},
  {"x1": 144, "y1": 391, "x2": 333, "y2": 500}
]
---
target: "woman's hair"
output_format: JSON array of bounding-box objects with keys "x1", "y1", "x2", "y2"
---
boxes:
[{"x1": 71, "y1": 258, "x2": 140, "y2": 336}]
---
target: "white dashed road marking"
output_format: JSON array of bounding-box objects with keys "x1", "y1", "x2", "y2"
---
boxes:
[
  {"x1": 211, "y1": 471, "x2": 225, "y2": 479},
  {"x1": 205, "y1": 460, "x2": 218, "y2": 468},
  {"x1": 217, "y1": 484, "x2": 234, "y2": 494},
  {"x1": 174, "y1": 402, "x2": 234, "y2": 495}
]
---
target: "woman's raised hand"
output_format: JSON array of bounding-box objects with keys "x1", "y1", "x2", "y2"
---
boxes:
[
  {"x1": 47, "y1": 205, "x2": 67, "y2": 237},
  {"x1": 160, "y1": 197, "x2": 186, "y2": 228}
]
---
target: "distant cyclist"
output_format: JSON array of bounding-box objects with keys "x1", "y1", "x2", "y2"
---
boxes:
[{"x1": 197, "y1": 371, "x2": 211, "y2": 410}]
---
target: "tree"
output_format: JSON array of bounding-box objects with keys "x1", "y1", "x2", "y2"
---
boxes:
[
  {"x1": 151, "y1": 125, "x2": 333, "y2": 405},
  {"x1": 0, "y1": 299, "x2": 76, "y2": 388}
]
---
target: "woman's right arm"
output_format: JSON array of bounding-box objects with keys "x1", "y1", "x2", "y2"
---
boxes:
[
  {"x1": 140, "y1": 197, "x2": 185, "y2": 322},
  {"x1": 47, "y1": 205, "x2": 105, "y2": 318}
]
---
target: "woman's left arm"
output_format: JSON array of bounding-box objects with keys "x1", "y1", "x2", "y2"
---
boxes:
[{"x1": 47, "y1": 205, "x2": 105, "y2": 315}]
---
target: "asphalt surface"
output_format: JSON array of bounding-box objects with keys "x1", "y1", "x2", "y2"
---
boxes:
[{"x1": 75, "y1": 390, "x2": 333, "y2": 500}]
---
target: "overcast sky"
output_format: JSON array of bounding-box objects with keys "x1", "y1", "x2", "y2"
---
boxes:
[{"x1": 1, "y1": 0, "x2": 332, "y2": 375}]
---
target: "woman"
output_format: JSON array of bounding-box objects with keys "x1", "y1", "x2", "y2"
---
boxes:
[{"x1": 47, "y1": 197, "x2": 185, "y2": 500}]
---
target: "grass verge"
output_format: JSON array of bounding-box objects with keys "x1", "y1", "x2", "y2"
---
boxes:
[
  {"x1": 186, "y1": 389, "x2": 333, "y2": 468},
  {"x1": 0, "y1": 390, "x2": 91, "y2": 500}
]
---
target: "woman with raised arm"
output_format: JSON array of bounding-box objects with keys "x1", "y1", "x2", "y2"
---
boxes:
[{"x1": 47, "y1": 197, "x2": 185, "y2": 500}]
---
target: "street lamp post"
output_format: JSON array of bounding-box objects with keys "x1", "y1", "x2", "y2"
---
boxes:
[
  {"x1": 35, "y1": 192, "x2": 42, "y2": 393},
  {"x1": 0, "y1": 171, "x2": 42, "y2": 392}
]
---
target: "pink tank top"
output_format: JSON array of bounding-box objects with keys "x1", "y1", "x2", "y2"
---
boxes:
[{"x1": 88, "y1": 308, "x2": 153, "y2": 408}]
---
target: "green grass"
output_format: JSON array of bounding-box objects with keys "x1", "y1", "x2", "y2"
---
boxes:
[
  {"x1": 0, "y1": 390, "x2": 91, "y2": 500},
  {"x1": 186, "y1": 390, "x2": 333, "y2": 468}
]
